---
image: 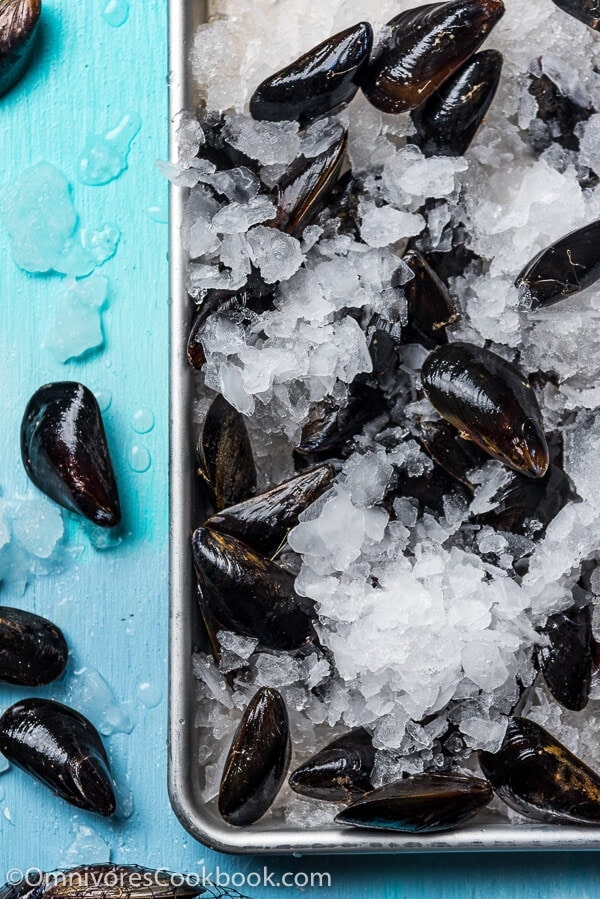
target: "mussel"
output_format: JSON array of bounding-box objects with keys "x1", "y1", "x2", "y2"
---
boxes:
[
  {"x1": 0, "y1": 607, "x2": 68, "y2": 686},
  {"x1": 0, "y1": 0, "x2": 41, "y2": 97},
  {"x1": 289, "y1": 727, "x2": 375, "y2": 801},
  {"x1": 296, "y1": 378, "x2": 387, "y2": 458},
  {"x1": 192, "y1": 527, "x2": 318, "y2": 651},
  {"x1": 528, "y1": 69, "x2": 594, "y2": 155},
  {"x1": 197, "y1": 393, "x2": 257, "y2": 511},
  {"x1": 206, "y1": 463, "x2": 335, "y2": 557},
  {"x1": 219, "y1": 686, "x2": 291, "y2": 826},
  {"x1": 270, "y1": 129, "x2": 348, "y2": 239},
  {"x1": 475, "y1": 463, "x2": 577, "y2": 536},
  {"x1": 187, "y1": 278, "x2": 275, "y2": 370},
  {"x1": 479, "y1": 716, "x2": 600, "y2": 824},
  {"x1": 420, "y1": 419, "x2": 486, "y2": 490},
  {"x1": 411, "y1": 49, "x2": 504, "y2": 157},
  {"x1": 335, "y1": 772, "x2": 493, "y2": 833},
  {"x1": 401, "y1": 250, "x2": 458, "y2": 348},
  {"x1": 20, "y1": 382, "x2": 121, "y2": 528},
  {"x1": 538, "y1": 603, "x2": 594, "y2": 711},
  {"x1": 250, "y1": 22, "x2": 373, "y2": 126},
  {"x1": 0, "y1": 698, "x2": 116, "y2": 816},
  {"x1": 362, "y1": 0, "x2": 505, "y2": 115},
  {"x1": 515, "y1": 220, "x2": 600, "y2": 307},
  {"x1": 0, "y1": 866, "x2": 203, "y2": 899},
  {"x1": 367, "y1": 314, "x2": 403, "y2": 377},
  {"x1": 421, "y1": 343, "x2": 549, "y2": 478},
  {"x1": 549, "y1": 0, "x2": 600, "y2": 29}
]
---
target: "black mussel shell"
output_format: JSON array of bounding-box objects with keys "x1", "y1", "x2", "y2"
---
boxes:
[
  {"x1": 192, "y1": 527, "x2": 317, "y2": 651},
  {"x1": 420, "y1": 419, "x2": 486, "y2": 490},
  {"x1": 21, "y1": 382, "x2": 121, "y2": 528},
  {"x1": 538, "y1": 604, "x2": 594, "y2": 712},
  {"x1": 324, "y1": 170, "x2": 362, "y2": 239},
  {"x1": 411, "y1": 49, "x2": 503, "y2": 157},
  {"x1": 549, "y1": 0, "x2": 600, "y2": 29},
  {"x1": 475, "y1": 463, "x2": 577, "y2": 537},
  {"x1": 271, "y1": 129, "x2": 347, "y2": 239},
  {"x1": 187, "y1": 282, "x2": 275, "y2": 370},
  {"x1": 206, "y1": 464, "x2": 335, "y2": 557},
  {"x1": 368, "y1": 314, "x2": 403, "y2": 378},
  {"x1": 0, "y1": 0, "x2": 41, "y2": 97},
  {"x1": 335, "y1": 772, "x2": 492, "y2": 833},
  {"x1": 0, "y1": 698, "x2": 116, "y2": 816},
  {"x1": 388, "y1": 464, "x2": 469, "y2": 516},
  {"x1": 362, "y1": 0, "x2": 505, "y2": 115},
  {"x1": 197, "y1": 393, "x2": 257, "y2": 511},
  {"x1": 219, "y1": 686, "x2": 291, "y2": 826},
  {"x1": 0, "y1": 865, "x2": 204, "y2": 899},
  {"x1": 516, "y1": 220, "x2": 600, "y2": 308},
  {"x1": 250, "y1": 22, "x2": 373, "y2": 127},
  {"x1": 0, "y1": 606, "x2": 68, "y2": 686},
  {"x1": 401, "y1": 250, "x2": 458, "y2": 348},
  {"x1": 421, "y1": 342, "x2": 549, "y2": 478},
  {"x1": 479, "y1": 716, "x2": 600, "y2": 824},
  {"x1": 297, "y1": 378, "x2": 387, "y2": 457},
  {"x1": 289, "y1": 727, "x2": 375, "y2": 801},
  {"x1": 528, "y1": 69, "x2": 594, "y2": 155}
]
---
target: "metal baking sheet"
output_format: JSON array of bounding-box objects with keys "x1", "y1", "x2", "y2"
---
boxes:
[{"x1": 167, "y1": 0, "x2": 600, "y2": 854}]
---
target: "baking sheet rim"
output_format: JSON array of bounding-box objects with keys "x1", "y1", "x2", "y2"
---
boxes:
[{"x1": 166, "y1": 0, "x2": 600, "y2": 855}]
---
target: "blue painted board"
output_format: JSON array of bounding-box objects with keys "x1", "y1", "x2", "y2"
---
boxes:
[{"x1": 0, "y1": 1, "x2": 599, "y2": 896}]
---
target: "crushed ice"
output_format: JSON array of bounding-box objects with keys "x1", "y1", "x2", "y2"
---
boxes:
[{"x1": 180, "y1": 0, "x2": 600, "y2": 824}]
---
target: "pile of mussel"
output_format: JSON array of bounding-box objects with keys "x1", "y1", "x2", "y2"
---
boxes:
[
  {"x1": 185, "y1": 0, "x2": 600, "y2": 834},
  {"x1": 0, "y1": 381, "x2": 123, "y2": 816}
]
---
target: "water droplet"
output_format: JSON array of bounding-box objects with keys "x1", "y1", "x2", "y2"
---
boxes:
[
  {"x1": 148, "y1": 205, "x2": 168, "y2": 224},
  {"x1": 137, "y1": 681, "x2": 162, "y2": 709},
  {"x1": 102, "y1": 0, "x2": 129, "y2": 27},
  {"x1": 129, "y1": 444, "x2": 151, "y2": 473},
  {"x1": 0, "y1": 755, "x2": 9, "y2": 775},
  {"x1": 95, "y1": 390, "x2": 112, "y2": 412},
  {"x1": 131, "y1": 408, "x2": 154, "y2": 434}
]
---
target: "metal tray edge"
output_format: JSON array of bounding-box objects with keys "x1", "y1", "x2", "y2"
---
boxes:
[{"x1": 167, "y1": 0, "x2": 600, "y2": 855}]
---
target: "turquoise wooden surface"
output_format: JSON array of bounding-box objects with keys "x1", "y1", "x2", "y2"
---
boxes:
[{"x1": 1, "y1": 1, "x2": 600, "y2": 896}]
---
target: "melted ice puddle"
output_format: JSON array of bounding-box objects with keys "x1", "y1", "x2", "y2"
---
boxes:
[{"x1": 79, "y1": 113, "x2": 142, "y2": 186}]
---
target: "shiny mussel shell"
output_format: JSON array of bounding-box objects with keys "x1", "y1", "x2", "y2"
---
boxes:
[
  {"x1": 420, "y1": 418, "x2": 486, "y2": 489},
  {"x1": 421, "y1": 342, "x2": 549, "y2": 478},
  {"x1": 538, "y1": 604, "x2": 594, "y2": 712},
  {"x1": 479, "y1": 717, "x2": 600, "y2": 825},
  {"x1": 297, "y1": 379, "x2": 387, "y2": 457},
  {"x1": 197, "y1": 393, "x2": 257, "y2": 511},
  {"x1": 0, "y1": 865, "x2": 204, "y2": 899},
  {"x1": 402, "y1": 250, "x2": 458, "y2": 348},
  {"x1": 0, "y1": 607, "x2": 68, "y2": 686},
  {"x1": 516, "y1": 220, "x2": 600, "y2": 307},
  {"x1": 192, "y1": 527, "x2": 317, "y2": 651},
  {"x1": 479, "y1": 716, "x2": 600, "y2": 824},
  {"x1": 528, "y1": 69, "x2": 594, "y2": 154},
  {"x1": 250, "y1": 22, "x2": 373, "y2": 126},
  {"x1": 411, "y1": 49, "x2": 503, "y2": 157},
  {"x1": 206, "y1": 463, "x2": 335, "y2": 557},
  {"x1": 219, "y1": 686, "x2": 291, "y2": 826},
  {"x1": 362, "y1": 0, "x2": 505, "y2": 115},
  {"x1": 187, "y1": 279, "x2": 275, "y2": 370},
  {"x1": 21, "y1": 382, "x2": 121, "y2": 528},
  {"x1": 549, "y1": 0, "x2": 600, "y2": 29},
  {"x1": 335, "y1": 772, "x2": 493, "y2": 833},
  {"x1": 0, "y1": 0, "x2": 41, "y2": 97},
  {"x1": 289, "y1": 727, "x2": 375, "y2": 801},
  {"x1": 475, "y1": 462, "x2": 576, "y2": 537},
  {"x1": 271, "y1": 129, "x2": 347, "y2": 239},
  {"x1": 0, "y1": 698, "x2": 116, "y2": 816}
]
